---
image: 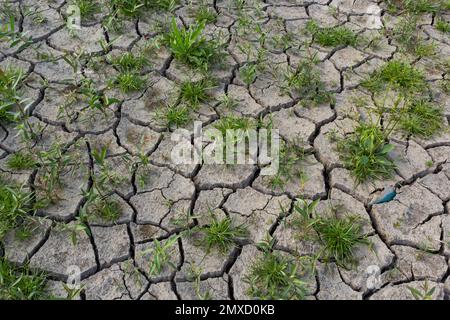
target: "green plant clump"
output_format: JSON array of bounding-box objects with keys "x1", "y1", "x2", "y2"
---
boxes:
[
  {"x1": 245, "y1": 251, "x2": 307, "y2": 300},
  {"x1": 0, "y1": 259, "x2": 49, "y2": 300},
  {"x1": 0, "y1": 184, "x2": 33, "y2": 240},
  {"x1": 292, "y1": 199, "x2": 370, "y2": 267},
  {"x1": 283, "y1": 55, "x2": 334, "y2": 105},
  {"x1": 0, "y1": 66, "x2": 24, "y2": 122},
  {"x1": 178, "y1": 78, "x2": 215, "y2": 108},
  {"x1": 6, "y1": 151, "x2": 36, "y2": 170},
  {"x1": 362, "y1": 60, "x2": 427, "y2": 94},
  {"x1": 396, "y1": 99, "x2": 443, "y2": 138},
  {"x1": 111, "y1": 52, "x2": 148, "y2": 93},
  {"x1": 337, "y1": 123, "x2": 396, "y2": 183},
  {"x1": 306, "y1": 20, "x2": 358, "y2": 47},
  {"x1": 195, "y1": 214, "x2": 247, "y2": 254},
  {"x1": 164, "y1": 18, "x2": 220, "y2": 71}
]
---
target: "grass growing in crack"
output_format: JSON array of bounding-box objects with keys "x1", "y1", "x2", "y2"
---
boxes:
[
  {"x1": 164, "y1": 18, "x2": 220, "y2": 71},
  {"x1": 336, "y1": 123, "x2": 396, "y2": 184},
  {"x1": 145, "y1": 234, "x2": 180, "y2": 276},
  {"x1": 110, "y1": 52, "x2": 148, "y2": 93},
  {"x1": 386, "y1": 0, "x2": 449, "y2": 14},
  {"x1": 146, "y1": 0, "x2": 180, "y2": 11},
  {"x1": 186, "y1": 264, "x2": 213, "y2": 300},
  {"x1": 313, "y1": 215, "x2": 369, "y2": 267},
  {"x1": 268, "y1": 141, "x2": 310, "y2": 190},
  {"x1": 245, "y1": 249, "x2": 307, "y2": 300},
  {"x1": 395, "y1": 99, "x2": 443, "y2": 138},
  {"x1": 214, "y1": 116, "x2": 255, "y2": 135},
  {"x1": 213, "y1": 115, "x2": 255, "y2": 148},
  {"x1": 82, "y1": 147, "x2": 130, "y2": 223},
  {"x1": 292, "y1": 199, "x2": 370, "y2": 268},
  {"x1": 111, "y1": 52, "x2": 149, "y2": 71},
  {"x1": 159, "y1": 104, "x2": 191, "y2": 128},
  {"x1": 0, "y1": 66, "x2": 25, "y2": 122},
  {"x1": 217, "y1": 93, "x2": 238, "y2": 110},
  {"x1": 0, "y1": 258, "x2": 48, "y2": 300},
  {"x1": 283, "y1": 54, "x2": 334, "y2": 106},
  {"x1": 193, "y1": 6, "x2": 218, "y2": 24},
  {"x1": 34, "y1": 141, "x2": 84, "y2": 206},
  {"x1": 391, "y1": 16, "x2": 436, "y2": 57},
  {"x1": 435, "y1": 18, "x2": 450, "y2": 33},
  {"x1": 73, "y1": 0, "x2": 101, "y2": 19},
  {"x1": 178, "y1": 78, "x2": 215, "y2": 108},
  {"x1": 83, "y1": 194, "x2": 122, "y2": 222},
  {"x1": 108, "y1": 0, "x2": 146, "y2": 17},
  {"x1": 195, "y1": 213, "x2": 247, "y2": 254},
  {"x1": 7, "y1": 151, "x2": 36, "y2": 170},
  {"x1": 0, "y1": 184, "x2": 33, "y2": 240},
  {"x1": 408, "y1": 281, "x2": 436, "y2": 300},
  {"x1": 306, "y1": 20, "x2": 358, "y2": 47},
  {"x1": 239, "y1": 63, "x2": 257, "y2": 85},
  {"x1": 362, "y1": 60, "x2": 427, "y2": 95},
  {"x1": 116, "y1": 72, "x2": 146, "y2": 92}
]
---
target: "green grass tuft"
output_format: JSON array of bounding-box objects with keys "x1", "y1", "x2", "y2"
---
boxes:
[
  {"x1": 283, "y1": 55, "x2": 334, "y2": 105},
  {"x1": 292, "y1": 199, "x2": 370, "y2": 268},
  {"x1": 0, "y1": 184, "x2": 33, "y2": 240},
  {"x1": 160, "y1": 104, "x2": 191, "y2": 128},
  {"x1": 178, "y1": 78, "x2": 215, "y2": 108},
  {"x1": 195, "y1": 214, "x2": 247, "y2": 254},
  {"x1": 245, "y1": 251, "x2": 307, "y2": 300},
  {"x1": 396, "y1": 99, "x2": 443, "y2": 138},
  {"x1": 7, "y1": 151, "x2": 36, "y2": 170},
  {"x1": 0, "y1": 259, "x2": 48, "y2": 300},
  {"x1": 435, "y1": 18, "x2": 450, "y2": 33},
  {"x1": 164, "y1": 18, "x2": 220, "y2": 71},
  {"x1": 362, "y1": 60, "x2": 427, "y2": 94},
  {"x1": 337, "y1": 123, "x2": 396, "y2": 183},
  {"x1": 306, "y1": 20, "x2": 358, "y2": 47}
]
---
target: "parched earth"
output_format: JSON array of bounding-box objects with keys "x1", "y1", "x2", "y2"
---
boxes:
[{"x1": 1, "y1": 0, "x2": 450, "y2": 300}]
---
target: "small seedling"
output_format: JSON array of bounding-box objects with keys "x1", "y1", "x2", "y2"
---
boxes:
[
  {"x1": 217, "y1": 93, "x2": 238, "y2": 110},
  {"x1": 391, "y1": 16, "x2": 436, "y2": 57},
  {"x1": 110, "y1": 52, "x2": 148, "y2": 93},
  {"x1": 268, "y1": 141, "x2": 310, "y2": 189},
  {"x1": 408, "y1": 281, "x2": 436, "y2": 300},
  {"x1": 115, "y1": 72, "x2": 146, "y2": 93},
  {"x1": 55, "y1": 218, "x2": 90, "y2": 246},
  {"x1": 313, "y1": 215, "x2": 369, "y2": 267},
  {"x1": 0, "y1": 66, "x2": 25, "y2": 122},
  {"x1": 144, "y1": 234, "x2": 180, "y2": 276},
  {"x1": 239, "y1": 63, "x2": 257, "y2": 85},
  {"x1": 109, "y1": 0, "x2": 146, "y2": 17},
  {"x1": 193, "y1": 6, "x2": 218, "y2": 24},
  {"x1": 283, "y1": 54, "x2": 334, "y2": 105}
]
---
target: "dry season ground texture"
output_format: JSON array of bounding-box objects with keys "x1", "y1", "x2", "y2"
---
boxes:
[{"x1": 0, "y1": 0, "x2": 450, "y2": 300}]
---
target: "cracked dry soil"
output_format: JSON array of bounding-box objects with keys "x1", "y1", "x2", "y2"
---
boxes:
[{"x1": 0, "y1": 0, "x2": 450, "y2": 300}]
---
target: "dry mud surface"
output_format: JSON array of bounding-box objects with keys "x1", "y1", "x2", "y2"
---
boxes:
[{"x1": 0, "y1": 0, "x2": 449, "y2": 300}]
